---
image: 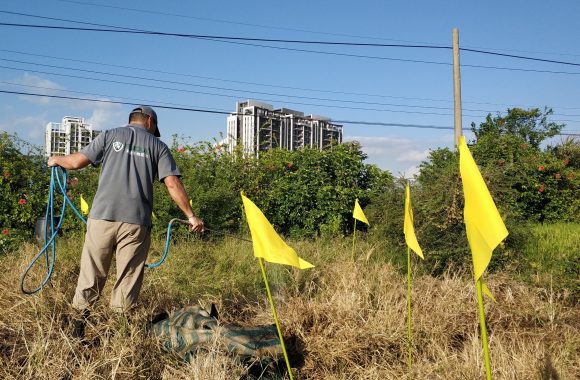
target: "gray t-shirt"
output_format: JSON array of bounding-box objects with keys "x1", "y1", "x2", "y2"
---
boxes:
[{"x1": 80, "y1": 124, "x2": 180, "y2": 226}]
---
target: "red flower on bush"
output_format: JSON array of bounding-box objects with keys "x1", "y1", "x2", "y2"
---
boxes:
[
  {"x1": 18, "y1": 199, "x2": 26, "y2": 205},
  {"x1": 538, "y1": 165, "x2": 545, "y2": 171},
  {"x1": 2, "y1": 171, "x2": 10, "y2": 178},
  {"x1": 538, "y1": 184, "x2": 545, "y2": 193},
  {"x1": 497, "y1": 159, "x2": 505, "y2": 167},
  {"x1": 520, "y1": 143, "x2": 527, "y2": 149},
  {"x1": 1, "y1": 229, "x2": 8, "y2": 235},
  {"x1": 287, "y1": 162, "x2": 294, "y2": 169},
  {"x1": 563, "y1": 158, "x2": 570, "y2": 166},
  {"x1": 178, "y1": 147, "x2": 185, "y2": 153},
  {"x1": 554, "y1": 173, "x2": 561, "y2": 180},
  {"x1": 568, "y1": 173, "x2": 575, "y2": 180}
]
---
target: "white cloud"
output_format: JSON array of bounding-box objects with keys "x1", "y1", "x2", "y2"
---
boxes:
[
  {"x1": 0, "y1": 114, "x2": 49, "y2": 143},
  {"x1": 344, "y1": 135, "x2": 434, "y2": 175},
  {"x1": 85, "y1": 101, "x2": 124, "y2": 131},
  {"x1": 11, "y1": 74, "x2": 65, "y2": 105},
  {"x1": 401, "y1": 165, "x2": 420, "y2": 179},
  {"x1": 395, "y1": 149, "x2": 430, "y2": 162}
]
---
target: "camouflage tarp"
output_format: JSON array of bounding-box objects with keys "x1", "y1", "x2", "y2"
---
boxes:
[{"x1": 152, "y1": 304, "x2": 283, "y2": 363}]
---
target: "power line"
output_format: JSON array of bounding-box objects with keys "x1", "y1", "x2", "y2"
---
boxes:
[
  {"x1": 0, "y1": 10, "x2": 134, "y2": 30},
  {"x1": 462, "y1": 63, "x2": 580, "y2": 75},
  {"x1": 4, "y1": 57, "x2": 580, "y2": 119},
  {"x1": 0, "y1": 12, "x2": 450, "y2": 49},
  {"x1": 1, "y1": 48, "x2": 449, "y2": 101},
  {"x1": 3, "y1": 48, "x2": 580, "y2": 111},
  {"x1": 0, "y1": 64, "x2": 477, "y2": 117},
  {"x1": 461, "y1": 48, "x2": 580, "y2": 68},
  {"x1": 6, "y1": 58, "x2": 580, "y2": 117},
  {"x1": 53, "y1": 0, "x2": 442, "y2": 44},
  {"x1": 335, "y1": 119, "x2": 580, "y2": 136},
  {"x1": 3, "y1": 64, "x2": 580, "y2": 122},
  {"x1": 0, "y1": 21, "x2": 454, "y2": 65},
  {"x1": 334, "y1": 120, "x2": 459, "y2": 131},
  {"x1": 0, "y1": 89, "x2": 231, "y2": 115},
  {"x1": 0, "y1": 57, "x2": 499, "y2": 113},
  {"x1": 462, "y1": 45, "x2": 580, "y2": 59},
  {"x1": 0, "y1": 80, "x2": 232, "y2": 113},
  {"x1": 0, "y1": 78, "x2": 571, "y2": 127},
  {"x1": 50, "y1": 0, "x2": 580, "y2": 59},
  {"x1": 1, "y1": 89, "x2": 577, "y2": 136},
  {"x1": 3, "y1": 10, "x2": 580, "y2": 67},
  {"x1": 2, "y1": 21, "x2": 580, "y2": 75}
]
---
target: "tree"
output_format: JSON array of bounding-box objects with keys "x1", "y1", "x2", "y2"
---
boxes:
[{"x1": 471, "y1": 107, "x2": 564, "y2": 150}]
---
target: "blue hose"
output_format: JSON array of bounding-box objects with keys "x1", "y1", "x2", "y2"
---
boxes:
[
  {"x1": 21, "y1": 167, "x2": 86, "y2": 294},
  {"x1": 146, "y1": 218, "x2": 190, "y2": 268},
  {"x1": 20, "y1": 166, "x2": 185, "y2": 294}
]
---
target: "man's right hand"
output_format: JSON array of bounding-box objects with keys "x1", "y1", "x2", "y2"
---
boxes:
[
  {"x1": 188, "y1": 216, "x2": 204, "y2": 233},
  {"x1": 47, "y1": 156, "x2": 59, "y2": 167}
]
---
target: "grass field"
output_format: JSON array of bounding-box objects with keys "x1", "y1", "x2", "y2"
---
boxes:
[{"x1": 0, "y1": 224, "x2": 578, "y2": 379}]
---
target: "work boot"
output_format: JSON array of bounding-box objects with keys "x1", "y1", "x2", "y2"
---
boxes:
[{"x1": 72, "y1": 309, "x2": 90, "y2": 339}]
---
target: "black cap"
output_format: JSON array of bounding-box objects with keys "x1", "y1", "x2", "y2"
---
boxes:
[{"x1": 130, "y1": 106, "x2": 160, "y2": 137}]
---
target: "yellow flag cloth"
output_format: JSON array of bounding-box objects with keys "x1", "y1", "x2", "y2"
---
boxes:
[
  {"x1": 241, "y1": 193, "x2": 314, "y2": 269},
  {"x1": 353, "y1": 198, "x2": 369, "y2": 225},
  {"x1": 404, "y1": 184, "x2": 424, "y2": 259},
  {"x1": 482, "y1": 281, "x2": 496, "y2": 302},
  {"x1": 459, "y1": 136, "x2": 508, "y2": 281},
  {"x1": 80, "y1": 194, "x2": 89, "y2": 215}
]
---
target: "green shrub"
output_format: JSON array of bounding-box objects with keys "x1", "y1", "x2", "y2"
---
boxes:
[
  {"x1": 156, "y1": 138, "x2": 393, "y2": 238},
  {"x1": 0, "y1": 132, "x2": 50, "y2": 251}
]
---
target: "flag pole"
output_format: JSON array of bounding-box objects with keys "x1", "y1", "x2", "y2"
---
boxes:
[
  {"x1": 258, "y1": 258, "x2": 294, "y2": 380},
  {"x1": 476, "y1": 277, "x2": 492, "y2": 380},
  {"x1": 407, "y1": 245, "x2": 413, "y2": 375},
  {"x1": 352, "y1": 219, "x2": 357, "y2": 261}
]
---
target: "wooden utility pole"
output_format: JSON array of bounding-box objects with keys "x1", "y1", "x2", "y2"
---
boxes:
[{"x1": 452, "y1": 28, "x2": 462, "y2": 146}]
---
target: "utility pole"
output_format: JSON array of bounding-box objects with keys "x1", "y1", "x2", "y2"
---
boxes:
[{"x1": 452, "y1": 28, "x2": 462, "y2": 146}]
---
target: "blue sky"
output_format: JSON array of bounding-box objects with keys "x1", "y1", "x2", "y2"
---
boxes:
[{"x1": 1, "y1": 0, "x2": 579, "y2": 176}]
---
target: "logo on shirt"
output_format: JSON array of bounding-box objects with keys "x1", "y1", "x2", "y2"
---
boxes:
[{"x1": 113, "y1": 141, "x2": 124, "y2": 152}]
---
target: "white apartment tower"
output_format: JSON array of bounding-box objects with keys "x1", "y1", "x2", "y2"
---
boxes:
[
  {"x1": 45, "y1": 117, "x2": 100, "y2": 157},
  {"x1": 226, "y1": 100, "x2": 343, "y2": 156}
]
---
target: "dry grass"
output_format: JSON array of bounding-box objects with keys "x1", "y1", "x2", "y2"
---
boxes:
[{"x1": 0, "y1": 237, "x2": 578, "y2": 379}]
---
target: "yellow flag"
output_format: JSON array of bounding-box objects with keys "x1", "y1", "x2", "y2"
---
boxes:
[
  {"x1": 353, "y1": 198, "x2": 369, "y2": 225},
  {"x1": 241, "y1": 193, "x2": 314, "y2": 269},
  {"x1": 459, "y1": 136, "x2": 508, "y2": 282},
  {"x1": 404, "y1": 184, "x2": 424, "y2": 259},
  {"x1": 80, "y1": 194, "x2": 89, "y2": 215}
]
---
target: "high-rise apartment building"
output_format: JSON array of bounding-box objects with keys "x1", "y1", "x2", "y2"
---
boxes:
[
  {"x1": 226, "y1": 100, "x2": 343, "y2": 156},
  {"x1": 45, "y1": 117, "x2": 100, "y2": 157}
]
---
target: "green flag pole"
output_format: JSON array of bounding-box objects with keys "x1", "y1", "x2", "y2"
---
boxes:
[
  {"x1": 407, "y1": 246, "x2": 413, "y2": 376},
  {"x1": 352, "y1": 219, "x2": 357, "y2": 261},
  {"x1": 476, "y1": 277, "x2": 492, "y2": 380},
  {"x1": 258, "y1": 258, "x2": 294, "y2": 380}
]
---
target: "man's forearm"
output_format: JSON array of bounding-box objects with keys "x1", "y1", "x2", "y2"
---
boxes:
[
  {"x1": 164, "y1": 175, "x2": 204, "y2": 232},
  {"x1": 164, "y1": 176, "x2": 195, "y2": 217}
]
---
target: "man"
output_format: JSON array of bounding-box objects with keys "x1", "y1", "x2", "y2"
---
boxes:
[{"x1": 48, "y1": 106, "x2": 203, "y2": 336}]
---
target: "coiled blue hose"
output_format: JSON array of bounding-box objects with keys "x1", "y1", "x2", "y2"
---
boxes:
[
  {"x1": 20, "y1": 167, "x2": 86, "y2": 294},
  {"x1": 20, "y1": 166, "x2": 186, "y2": 294}
]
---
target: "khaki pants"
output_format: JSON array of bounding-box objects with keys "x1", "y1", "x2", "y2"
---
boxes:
[{"x1": 73, "y1": 218, "x2": 151, "y2": 312}]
